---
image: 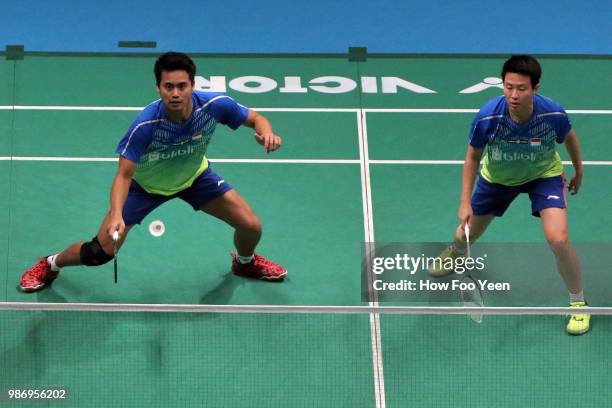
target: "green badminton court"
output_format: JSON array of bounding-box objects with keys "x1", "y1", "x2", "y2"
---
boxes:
[{"x1": 1, "y1": 53, "x2": 612, "y2": 407}]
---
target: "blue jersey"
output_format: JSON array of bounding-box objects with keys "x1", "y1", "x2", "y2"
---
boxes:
[
  {"x1": 469, "y1": 94, "x2": 571, "y2": 186},
  {"x1": 116, "y1": 91, "x2": 248, "y2": 195}
]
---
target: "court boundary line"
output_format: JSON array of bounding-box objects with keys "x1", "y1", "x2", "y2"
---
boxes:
[
  {"x1": 5, "y1": 60, "x2": 17, "y2": 302},
  {"x1": 358, "y1": 110, "x2": 386, "y2": 408},
  {"x1": 0, "y1": 157, "x2": 362, "y2": 164},
  {"x1": 3, "y1": 106, "x2": 612, "y2": 114},
  {"x1": 2, "y1": 157, "x2": 612, "y2": 166},
  {"x1": 2, "y1": 302, "x2": 612, "y2": 314}
]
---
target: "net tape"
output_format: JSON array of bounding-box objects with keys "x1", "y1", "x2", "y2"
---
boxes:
[{"x1": 1, "y1": 302, "x2": 611, "y2": 315}]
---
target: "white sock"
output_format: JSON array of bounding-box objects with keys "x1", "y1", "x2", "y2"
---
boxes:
[
  {"x1": 237, "y1": 254, "x2": 254, "y2": 264},
  {"x1": 569, "y1": 290, "x2": 585, "y2": 304},
  {"x1": 47, "y1": 254, "x2": 61, "y2": 272}
]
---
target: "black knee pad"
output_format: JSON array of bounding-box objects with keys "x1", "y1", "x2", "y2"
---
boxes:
[{"x1": 80, "y1": 236, "x2": 113, "y2": 266}]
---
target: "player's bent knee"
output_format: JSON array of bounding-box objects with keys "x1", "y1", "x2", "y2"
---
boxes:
[
  {"x1": 239, "y1": 215, "x2": 262, "y2": 233},
  {"x1": 249, "y1": 216, "x2": 262, "y2": 233},
  {"x1": 80, "y1": 236, "x2": 114, "y2": 266}
]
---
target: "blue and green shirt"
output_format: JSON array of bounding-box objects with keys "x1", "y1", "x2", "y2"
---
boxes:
[
  {"x1": 469, "y1": 94, "x2": 571, "y2": 186},
  {"x1": 116, "y1": 91, "x2": 248, "y2": 195}
]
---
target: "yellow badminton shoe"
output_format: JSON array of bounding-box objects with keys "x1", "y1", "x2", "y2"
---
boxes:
[{"x1": 566, "y1": 301, "x2": 590, "y2": 335}]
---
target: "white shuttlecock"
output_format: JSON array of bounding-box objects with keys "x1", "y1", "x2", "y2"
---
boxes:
[{"x1": 149, "y1": 220, "x2": 165, "y2": 237}]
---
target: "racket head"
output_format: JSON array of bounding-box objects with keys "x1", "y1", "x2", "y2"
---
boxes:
[{"x1": 460, "y1": 275, "x2": 483, "y2": 323}]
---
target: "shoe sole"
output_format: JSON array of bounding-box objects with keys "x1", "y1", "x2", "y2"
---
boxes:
[
  {"x1": 19, "y1": 276, "x2": 58, "y2": 293},
  {"x1": 261, "y1": 270, "x2": 287, "y2": 281},
  {"x1": 233, "y1": 269, "x2": 287, "y2": 281},
  {"x1": 20, "y1": 281, "x2": 56, "y2": 292},
  {"x1": 567, "y1": 324, "x2": 590, "y2": 336},
  {"x1": 20, "y1": 283, "x2": 45, "y2": 292},
  {"x1": 567, "y1": 328, "x2": 590, "y2": 336}
]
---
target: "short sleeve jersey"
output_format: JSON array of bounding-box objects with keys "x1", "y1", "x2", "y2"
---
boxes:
[
  {"x1": 469, "y1": 94, "x2": 571, "y2": 186},
  {"x1": 115, "y1": 91, "x2": 248, "y2": 195}
]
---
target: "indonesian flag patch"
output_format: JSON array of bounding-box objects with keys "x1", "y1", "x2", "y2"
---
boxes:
[{"x1": 530, "y1": 137, "x2": 541, "y2": 146}]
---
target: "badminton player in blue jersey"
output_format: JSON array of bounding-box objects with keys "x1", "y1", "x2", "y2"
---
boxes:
[
  {"x1": 20, "y1": 52, "x2": 287, "y2": 291},
  {"x1": 428, "y1": 55, "x2": 589, "y2": 335}
]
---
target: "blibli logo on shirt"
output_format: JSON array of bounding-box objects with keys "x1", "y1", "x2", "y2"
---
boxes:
[
  {"x1": 491, "y1": 147, "x2": 537, "y2": 162},
  {"x1": 148, "y1": 145, "x2": 196, "y2": 162}
]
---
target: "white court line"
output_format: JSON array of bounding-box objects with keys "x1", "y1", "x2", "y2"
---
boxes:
[
  {"x1": 364, "y1": 108, "x2": 478, "y2": 113},
  {"x1": 2, "y1": 157, "x2": 118, "y2": 162},
  {"x1": 0, "y1": 106, "x2": 359, "y2": 113},
  {"x1": 370, "y1": 160, "x2": 612, "y2": 165},
  {"x1": 209, "y1": 158, "x2": 360, "y2": 164},
  {"x1": 1, "y1": 157, "x2": 611, "y2": 166},
  {"x1": 363, "y1": 109, "x2": 612, "y2": 114},
  {"x1": 1, "y1": 106, "x2": 612, "y2": 114},
  {"x1": 249, "y1": 108, "x2": 360, "y2": 113},
  {"x1": 357, "y1": 110, "x2": 386, "y2": 408},
  {"x1": 0, "y1": 157, "x2": 361, "y2": 164},
  {"x1": 11, "y1": 106, "x2": 143, "y2": 111},
  {"x1": 371, "y1": 160, "x2": 464, "y2": 165},
  {"x1": 564, "y1": 110, "x2": 612, "y2": 114}
]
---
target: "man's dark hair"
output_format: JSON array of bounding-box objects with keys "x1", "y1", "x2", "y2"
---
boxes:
[
  {"x1": 154, "y1": 52, "x2": 196, "y2": 85},
  {"x1": 501, "y1": 55, "x2": 541, "y2": 87}
]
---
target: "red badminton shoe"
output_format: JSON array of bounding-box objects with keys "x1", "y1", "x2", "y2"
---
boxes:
[
  {"x1": 231, "y1": 253, "x2": 287, "y2": 281},
  {"x1": 20, "y1": 258, "x2": 59, "y2": 292}
]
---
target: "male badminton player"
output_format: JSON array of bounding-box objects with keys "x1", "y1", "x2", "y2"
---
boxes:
[
  {"x1": 428, "y1": 55, "x2": 589, "y2": 335},
  {"x1": 20, "y1": 52, "x2": 287, "y2": 292}
]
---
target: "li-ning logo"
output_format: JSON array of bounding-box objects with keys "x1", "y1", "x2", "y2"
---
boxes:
[
  {"x1": 148, "y1": 145, "x2": 196, "y2": 162},
  {"x1": 547, "y1": 195, "x2": 560, "y2": 200}
]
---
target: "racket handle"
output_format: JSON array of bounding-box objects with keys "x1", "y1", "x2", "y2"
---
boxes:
[
  {"x1": 112, "y1": 231, "x2": 119, "y2": 284},
  {"x1": 464, "y1": 224, "x2": 471, "y2": 260}
]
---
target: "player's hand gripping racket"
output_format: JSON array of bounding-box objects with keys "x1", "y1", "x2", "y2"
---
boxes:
[
  {"x1": 459, "y1": 224, "x2": 484, "y2": 323},
  {"x1": 112, "y1": 230, "x2": 119, "y2": 283}
]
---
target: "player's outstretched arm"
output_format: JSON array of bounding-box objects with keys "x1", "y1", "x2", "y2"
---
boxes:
[
  {"x1": 564, "y1": 129, "x2": 583, "y2": 195},
  {"x1": 243, "y1": 109, "x2": 282, "y2": 153}
]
